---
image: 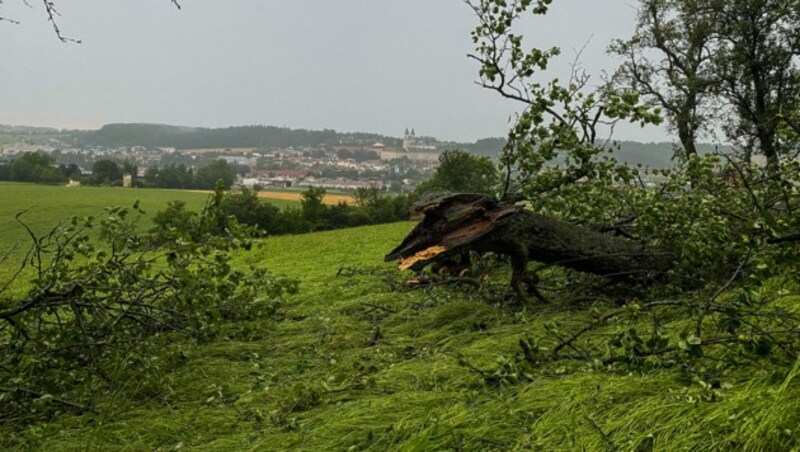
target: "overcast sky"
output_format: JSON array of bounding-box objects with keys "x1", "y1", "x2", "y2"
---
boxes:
[{"x1": 0, "y1": 0, "x2": 670, "y2": 142}]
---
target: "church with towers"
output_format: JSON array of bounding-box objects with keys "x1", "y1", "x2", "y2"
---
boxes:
[
  {"x1": 373, "y1": 128, "x2": 441, "y2": 162},
  {"x1": 402, "y1": 128, "x2": 418, "y2": 152}
]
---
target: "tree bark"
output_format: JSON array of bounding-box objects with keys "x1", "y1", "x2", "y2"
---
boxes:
[{"x1": 386, "y1": 194, "x2": 675, "y2": 298}]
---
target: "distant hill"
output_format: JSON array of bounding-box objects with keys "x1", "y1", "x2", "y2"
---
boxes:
[
  {"x1": 437, "y1": 137, "x2": 507, "y2": 157},
  {"x1": 5, "y1": 122, "x2": 731, "y2": 169},
  {"x1": 613, "y1": 141, "x2": 730, "y2": 168},
  {"x1": 445, "y1": 138, "x2": 731, "y2": 169},
  {"x1": 0, "y1": 124, "x2": 59, "y2": 134},
  {"x1": 65, "y1": 123, "x2": 513, "y2": 158},
  {"x1": 70, "y1": 123, "x2": 404, "y2": 150}
]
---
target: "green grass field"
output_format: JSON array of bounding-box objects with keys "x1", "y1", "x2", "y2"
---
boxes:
[
  {"x1": 0, "y1": 217, "x2": 797, "y2": 450},
  {"x1": 0, "y1": 182, "x2": 297, "y2": 259}
]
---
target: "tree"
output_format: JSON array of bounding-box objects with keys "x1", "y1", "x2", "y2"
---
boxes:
[
  {"x1": 0, "y1": 162, "x2": 10, "y2": 180},
  {"x1": 194, "y1": 159, "x2": 235, "y2": 190},
  {"x1": 387, "y1": 194, "x2": 674, "y2": 300},
  {"x1": 416, "y1": 149, "x2": 499, "y2": 196},
  {"x1": 59, "y1": 163, "x2": 82, "y2": 179},
  {"x1": 219, "y1": 188, "x2": 281, "y2": 233},
  {"x1": 386, "y1": 1, "x2": 800, "y2": 381},
  {"x1": 337, "y1": 149, "x2": 380, "y2": 162},
  {"x1": 465, "y1": 0, "x2": 660, "y2": 202},
  {"x1": 611, "y1": 0, "x2": 800, "y2": 170},
  {"x1": 90, "y1": 160, "x2": 122, "y2": 185},
  {"x1": 300, "y1": 187, "x2": 328, "y2": 231},
  {"x1": 9, "y1": 152, "x2": 64, "y2": 183},
  {"x1": 713, "y1": 0, "x2": 800, "y2": 170},
  {"x1": 392, "y1": 0, "x2": 759, "y2": 297},
  {"x1": 156, "y1": 163, "x2": 194, "y2": 189},
  {"x1": 354, "y1": 186, "x2": 382, "y2": 208},
  {"x1": 609, "y1": 0, "x2": 718, "y2": 159},
  {"x1": 144, "y1": 165, "x2": 160, "y2": 187},
  {"x1": 350, "y1": 187, "x2": 412, "y2": 225}
]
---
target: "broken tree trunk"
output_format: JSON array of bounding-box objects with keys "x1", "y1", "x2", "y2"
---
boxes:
[{"x1": 385, "y1": 194, "x2": 675, "y2": 299}]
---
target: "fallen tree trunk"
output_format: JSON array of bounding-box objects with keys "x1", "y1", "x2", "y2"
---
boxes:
[{"x1": 385, "y1": 194, "x2": 675, "y2": 299}]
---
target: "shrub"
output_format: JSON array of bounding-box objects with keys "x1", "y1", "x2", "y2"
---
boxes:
[{"x1": 0, "y1": 184, "x2": 297, "y2": 422}]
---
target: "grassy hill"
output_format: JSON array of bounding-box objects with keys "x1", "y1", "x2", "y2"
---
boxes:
[
  {"x1": 0, "y1": 182, "x2": 297, "y2": 260},
  {"x1": 1, "y1": 219, "x2": 797, "y2": 450}
]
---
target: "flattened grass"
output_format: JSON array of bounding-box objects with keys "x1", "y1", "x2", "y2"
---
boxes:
[{"x1": 1, "y1": 222, "x2": 798, "y2": 451}]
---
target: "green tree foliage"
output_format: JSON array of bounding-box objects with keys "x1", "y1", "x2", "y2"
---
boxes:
[
  {"x1": 90, "y1": 159, "x2": 122, "y2": 185},
  {"x1": 611, "y1": 0, "x2": 800, "y2": 169},
  {"x1": 82, "y1": 123, "x2": 401, "y2": 149},
  {"x1": 151, "y1": 163, "x2": 194, "y2": 189},
  {"x1": 415, "y1": 149, "x2": 499, "y2": 196},
  {"x1": 220, "y1": 188, "x2": 281, "y2": 231},
  {"x1": 151, "y1": 186, "x2": 411, "y2": 239},
  {"x1": 714, "y1": 0, "x2": 800, "y2": 169},
  {"x1": 300, "y1": 187, "x2": 328, "y2": 231},
  {"x1": 350, "y1": 187, "x2": 412, "y2": 224},
  {"x1": 149, "y1": 200, "x2": 200, "y2": 243},
  {"x1": 58, "y1": 163, "x2": 82, "y2": 179},
  {"x1": 121, "y1": 161, "x2": 138, "y2": 180},
  {"x1": 143, "y1": 165, "x2": 160, "y2": 186},
  {"x1": 335, "y1": 149, "x2": 380, "y2": 162},
  {"x1": 1, "y1": 152, "x2": 65, "y2": 184},
  {"x1": 466, "y1": 0, "x2": 661, "y2": 202},
  {"x1": 609, "y1": 0, "x2": 718, "y2": 159},
  {"x1": 141, "y1": 161, "x2": 236, "y2": 190},
  {"x1": 460, "y1": 0, "x2": 800, "y2": 380},
  {"x1": 193, "y1": 159, "x2": 235, "y2": 190},
  {"x1": 0, "y1": 187, "x2": 298, "y2": 421}
]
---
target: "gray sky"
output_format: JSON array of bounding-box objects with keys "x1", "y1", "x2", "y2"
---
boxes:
[{"x1": 0, "y1": 0, "x2": 670, "y2": 142}]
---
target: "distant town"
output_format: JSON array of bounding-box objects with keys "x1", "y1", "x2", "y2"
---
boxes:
[
  {"x1": 0, "y1": 126, "x2": 461, "y2": 192},
  {"x1": 0, "y1": 122, "x2": 730, "y2": 191}
]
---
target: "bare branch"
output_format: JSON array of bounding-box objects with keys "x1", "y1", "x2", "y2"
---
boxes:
[
  {"x1": 0, "y1": 0, "x2": 183, "y2": 42},
  {"x1": 40, "y1": 0, "x2": 80, "y2": 43}
]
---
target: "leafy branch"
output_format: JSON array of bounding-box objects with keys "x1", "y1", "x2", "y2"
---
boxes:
[{"x1": 0, "y1": 185, "x2": 297, "y2": 422}]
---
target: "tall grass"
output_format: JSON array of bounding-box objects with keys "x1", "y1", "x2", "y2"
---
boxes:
[{"x1": 1, "y1": 222, "x2": 797, "y2": 450}]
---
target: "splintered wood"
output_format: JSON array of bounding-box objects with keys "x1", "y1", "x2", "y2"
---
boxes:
[
  {"x1": 398, "y1": 245, "x2": 447, "y2": 271},
  {"x1": 385, "y1": 194, "x2": 521, "y2": 270}
]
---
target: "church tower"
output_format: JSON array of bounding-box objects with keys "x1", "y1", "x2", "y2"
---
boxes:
[{"x1": 403, "y1": 127, "x2": 417, "y2": 152}]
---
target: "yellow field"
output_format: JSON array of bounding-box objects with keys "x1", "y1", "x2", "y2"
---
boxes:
[
  {"x1": 256, "y1": 190, "x2": 355, "y2": 205},
  {"x1": 190, "y1": 189, "x2": 355, "y2": 205}
]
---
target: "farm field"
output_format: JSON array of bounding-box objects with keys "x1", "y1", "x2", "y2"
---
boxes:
[
  {"x1": 189, "y1": 189, "x2": 356, "y2": 205},
  {"x1": 0, "y1": 182, "x2": 298, "y2": 259},
  {"x1": 256, "y1": 190, "x2": 354, "y2": 205},
  {"x1": 1, "y1": 220, "x2": 798, "y2": 450}
]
